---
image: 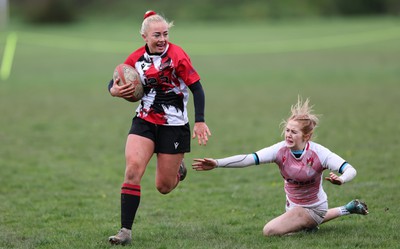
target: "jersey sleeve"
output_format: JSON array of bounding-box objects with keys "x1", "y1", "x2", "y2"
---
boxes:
[
  {"x1": 324, "y1": 152, "x2": 347, "y2": 171},
  {"x1": 174, "y1": 46, "x2": 200, "y2": 85},
  {"x1": 255, "y1": 141, "x2": 285, "y2": 164},
  {"x1": 188, "y1": 81, "x2": 205, "y2": 122},
  {"x1": 314, "y1": 143, "x2": 347, "y2": 171},
  {"x1": 124, "y1": 46, "x2": 146, "y2": 67}
]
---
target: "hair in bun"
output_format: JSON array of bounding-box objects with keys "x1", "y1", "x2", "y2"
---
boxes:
[
  {"x1": 140, "y1": 10, "x2": 174, "y2": 35},
  {"x1": 144, "y1": 10, "x2": 157, "y2": 20}
]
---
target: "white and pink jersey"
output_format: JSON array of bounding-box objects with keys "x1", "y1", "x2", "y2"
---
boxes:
[{"x1": 256, "y1": 141, "x2": 346, "y2": 208}]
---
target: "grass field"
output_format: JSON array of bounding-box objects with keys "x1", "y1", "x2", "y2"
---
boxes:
[{"x1": 1, "y1": 16, "x2": 400, "y2": 249}]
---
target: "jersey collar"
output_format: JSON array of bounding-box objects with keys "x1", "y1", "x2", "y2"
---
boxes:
[{"x1": 144, "y1": 43, "x2": 169, "y2": 61}]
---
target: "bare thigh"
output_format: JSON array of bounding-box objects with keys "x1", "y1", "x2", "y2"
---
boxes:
[
  {"x1": 124, "y1": 134, "x2": 154, "y2": 184},
  {"x1": 263, "y1": 207, "x2": 317, "y2": 236},
  {"x1": 155, "y1": 153, "x2": 184, "y2": 194}
]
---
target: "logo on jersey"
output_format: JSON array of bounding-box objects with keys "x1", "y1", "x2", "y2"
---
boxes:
[
  {"x1": 306, "y1": 157, "x2": 314, "y2": 167},
  {"x1": 174, "y1": 142, "x2": 179, "y2": 149},
  {"x1": 141, "y1": 61, "x2": 152, "y2": 71},
  {"x1": 160, "y1": 58, "x2": 172, "y2": 71}
]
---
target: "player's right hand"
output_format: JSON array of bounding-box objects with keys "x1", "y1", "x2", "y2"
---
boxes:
[
  {"x1": 192, "y1": 158, "x2": 217, "y2": 171},
  {"x1": 110, "y1": 77, "x2": 135, "y2": 98}
]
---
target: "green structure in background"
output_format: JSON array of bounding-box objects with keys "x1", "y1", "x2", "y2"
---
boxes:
[{"x1": 8, "y1": 0, "x2": 400, "y2": 24}]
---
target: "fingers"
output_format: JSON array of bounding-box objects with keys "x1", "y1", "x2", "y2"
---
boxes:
[
  {"x1": 197, "y1": 133, "x2": 209, "y2": 146},
  {"x1": 192, "y1": 123, "x2": 212, "y2": 146},
  {"x1": 325, "y1": 172, "x2": 343, "y2": 185},
  {"x1": 110, "y1": 79, "x2": 135, "y2": 98},
  {"x1": 191, "y1": 158, "x2": 216, "y2": 171},
  {"x1": 119, "y1": 85, "x2": 135, "y2": 98},
  {"x1": 114, "y1": 77, "x2": 120, "y2": 86},
  {"x1": 191, "y1": 159, "x2": 205, "y2": 171},
  {"x1": 192, "y1": 165, "x2": 205, "y2": 171},
  {"x1": 192, "y1": 129, "x2": 208, "y2": 145}
]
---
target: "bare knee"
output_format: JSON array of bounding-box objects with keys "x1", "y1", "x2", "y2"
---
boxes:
[
  {"x1": 155, "y1": 177, "x2": 177, "y2": 194},
  {"x1": 262, "y1": 219, "x2": 293, "y2": 237},
  {"x1": 263, "y1": 224, "x2": 280, "y2": 237},
  {"x1": 156, "y1": 183, "x2": 174, "y2": 195}
]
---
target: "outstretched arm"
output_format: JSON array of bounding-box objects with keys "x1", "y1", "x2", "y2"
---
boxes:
[{"x1": 192, "y1": 153, "x2": 258, "y2": 171}]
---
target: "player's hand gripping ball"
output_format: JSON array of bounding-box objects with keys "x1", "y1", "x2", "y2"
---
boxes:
[{"x1": 113, "y1": 64, "x2": 144, "y2": 102}]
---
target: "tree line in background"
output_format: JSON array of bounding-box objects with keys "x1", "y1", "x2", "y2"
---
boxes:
[{"x1": 10, "y1": 0, "x2": 400, "y2": 24}]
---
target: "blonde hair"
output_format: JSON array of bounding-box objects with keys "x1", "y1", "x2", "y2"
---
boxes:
[
  {"x1": 281, "y1": 96, "x2": 320, "y2": 139},
  {"x1": 140, "y1": 10, "x2": 174, "y2": 35}
]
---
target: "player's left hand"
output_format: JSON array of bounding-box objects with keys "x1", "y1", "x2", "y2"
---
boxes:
[
  {"x1": 325, "y1": 172, "x2": 344, "y2": 185},
  {"x1": 192, "y1": 122, "x2": 211, "y2": 146}
]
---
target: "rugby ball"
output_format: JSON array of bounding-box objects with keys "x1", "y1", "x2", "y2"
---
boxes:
[{"x1": 113, "y1": 64, "x2": 144, "y2": 101}]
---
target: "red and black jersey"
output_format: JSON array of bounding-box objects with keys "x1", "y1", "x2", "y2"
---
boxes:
[{"x1": 124, "y1": 43, "x2": 200, "y2": 126}]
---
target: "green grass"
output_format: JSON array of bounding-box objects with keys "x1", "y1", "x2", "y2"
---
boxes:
[{"x1": 1, "y1": 17, "x2": 399, "y2": 249}]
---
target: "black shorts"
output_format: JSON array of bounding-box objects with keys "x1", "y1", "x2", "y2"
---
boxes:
[{"x1": 128, "y1": 117, "x2": 191, "y2": 154}]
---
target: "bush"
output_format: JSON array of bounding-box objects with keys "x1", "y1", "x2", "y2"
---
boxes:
[
  {"x1": 9, "y1": 0, "x2": 400, "y2": 25},
  {"x1": 14, "y1": 0, "x2": 79, "y2": 24}
]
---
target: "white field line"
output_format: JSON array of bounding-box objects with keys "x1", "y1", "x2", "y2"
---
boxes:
[{"x1": 15, "y1": 26, "x2": 400, "y2": 55}]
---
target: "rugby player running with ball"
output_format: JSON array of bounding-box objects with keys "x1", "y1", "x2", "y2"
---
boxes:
[{"x1": 107, "y1": 10, "x2": 211, "y2": 245}]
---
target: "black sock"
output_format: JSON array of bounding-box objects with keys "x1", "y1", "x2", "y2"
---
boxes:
[{"x1": 120, "y1": 183, "x2": 141, "y2": 230}]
